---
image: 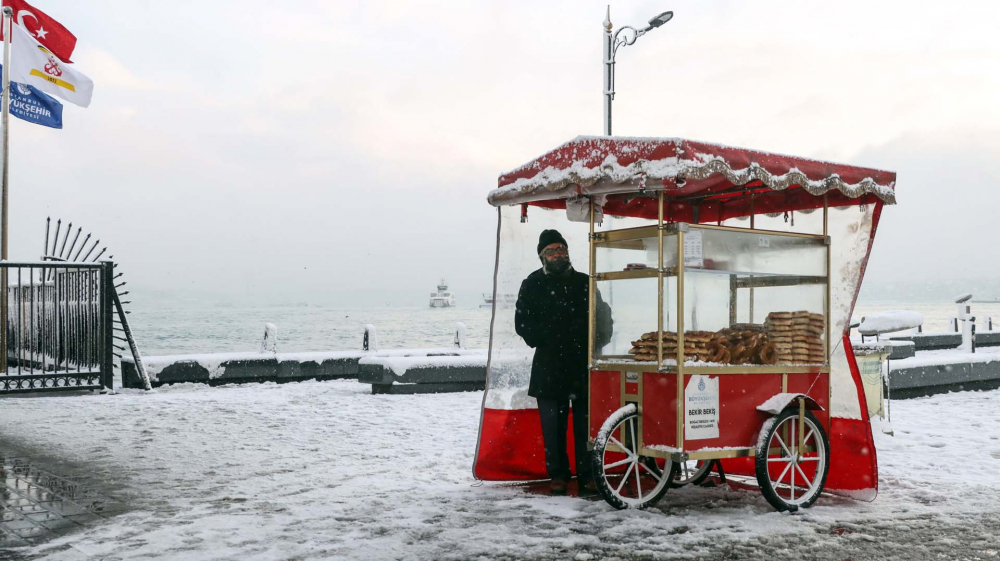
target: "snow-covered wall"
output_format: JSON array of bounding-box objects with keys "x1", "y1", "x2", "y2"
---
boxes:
[{"x1": 122, "y1": 348, "x2": 486, "y2": 388}]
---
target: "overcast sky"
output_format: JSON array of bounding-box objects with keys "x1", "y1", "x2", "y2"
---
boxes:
[{"x1": 4, "y1": 0, "x2": 999, "y2": 307}]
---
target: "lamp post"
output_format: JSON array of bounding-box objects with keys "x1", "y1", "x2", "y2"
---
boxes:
[{"x1": 603, "y1": 6, "x2": 674, "y2": 135}]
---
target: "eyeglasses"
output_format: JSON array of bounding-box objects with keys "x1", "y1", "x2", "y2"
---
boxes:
[{"x1": 540, "y1": 246, "x2": 568, "y2": 257}]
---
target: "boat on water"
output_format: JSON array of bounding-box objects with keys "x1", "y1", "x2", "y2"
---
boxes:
[
  {"x1": 430, "y1": 279, "x2": 456, "y2": 308},
  {"x1": 481, "y1": 293, "x2": 517, "y2": 308}
]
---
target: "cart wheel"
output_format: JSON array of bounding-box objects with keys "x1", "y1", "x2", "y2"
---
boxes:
[
  {"x1": 591, "y1": 404, "x2": 673, "y2": 510},
  {"x1": 669, "y1": 459, "x2": 712, "y2": 488},
  {"x1": 755, "y1": 408, "x2": 830, "y2": 512}
]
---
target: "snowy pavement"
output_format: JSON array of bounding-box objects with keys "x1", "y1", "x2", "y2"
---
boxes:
[{"x1": 1, "y1": 381, "x2": 999, "y2": 560}]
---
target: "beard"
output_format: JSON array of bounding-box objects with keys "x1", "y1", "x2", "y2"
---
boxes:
[{"x1": 542, "y1": 256, "x2": 571, "y2": 275}]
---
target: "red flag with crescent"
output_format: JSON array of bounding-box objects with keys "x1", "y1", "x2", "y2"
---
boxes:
[{"x1": 0, "y1": 0, "x2": 76, "y2": 63}]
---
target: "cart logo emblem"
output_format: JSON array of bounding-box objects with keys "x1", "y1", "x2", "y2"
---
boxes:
[{"x1": 698, "y1": 378, "x2": 706, "y2": 391}]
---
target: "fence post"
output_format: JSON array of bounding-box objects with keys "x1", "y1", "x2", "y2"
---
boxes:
[
  {"x1": 100, "y1": 261, "x2": 115, "y2": 391},
  {"x1": 0, "y1": 264, "x2": 5, "y2": 372},
  {"x1": 113, "y1": 287, "x2": 151, "y2": 391}
]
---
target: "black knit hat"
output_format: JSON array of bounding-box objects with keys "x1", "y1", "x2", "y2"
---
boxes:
[{"x1": 537, "y1": 229, "x2": 568, "y2": 255}]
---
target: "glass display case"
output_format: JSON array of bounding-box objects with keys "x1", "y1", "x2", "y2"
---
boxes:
[{"x1": 590, "y1": 220, "x2": 829, "y2": 372}]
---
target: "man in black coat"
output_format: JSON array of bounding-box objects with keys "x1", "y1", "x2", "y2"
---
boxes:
[{"x1": 515, "y1": 229, "x2": 613, "y2": 495}]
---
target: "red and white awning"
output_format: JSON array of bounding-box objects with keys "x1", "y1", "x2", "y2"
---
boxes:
[{"x1": 489, "y1": 136, "x2": 896, "y2": 215}]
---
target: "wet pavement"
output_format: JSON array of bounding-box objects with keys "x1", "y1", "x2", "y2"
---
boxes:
[
  {"x1": 0, "y1": 456, "x2": 127, "y2": 550},
  {"x1": 1, "y1": 382, "x2": 999, "y2": 559}
]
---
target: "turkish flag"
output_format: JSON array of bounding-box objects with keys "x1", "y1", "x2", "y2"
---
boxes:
[{"x1": 0, "y1": 0, "x2": 76, "y2": 63}]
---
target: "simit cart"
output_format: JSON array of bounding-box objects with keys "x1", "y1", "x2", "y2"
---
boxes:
[{"x1": 473, "y1": 136, "x2": 895, "y2": 511}]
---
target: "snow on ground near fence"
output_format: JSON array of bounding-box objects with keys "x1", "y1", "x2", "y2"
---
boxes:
[{"x1": 2, "y1": 381, "x2": 1000, "y2": 559}]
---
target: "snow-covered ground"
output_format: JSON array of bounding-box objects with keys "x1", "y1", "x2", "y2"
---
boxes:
[{"x1": 2, "y1": 381, "x2": 1000, "y2": 560}]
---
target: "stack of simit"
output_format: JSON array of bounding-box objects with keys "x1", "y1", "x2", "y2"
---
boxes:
[{"x1": 765, "y1": 311, "x2": 825, "y2": 364}]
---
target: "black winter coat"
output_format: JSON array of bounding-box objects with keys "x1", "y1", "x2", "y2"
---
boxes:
[{"x1": 515, "y1": 267, "x2": 613, "y2": 400}]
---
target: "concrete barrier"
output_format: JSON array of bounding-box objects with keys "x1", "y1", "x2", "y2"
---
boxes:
[
  {"x1": 121, "y1": 349, "x2": 488, "y2": 391},
  {"x1": 121, "y1": 340, "x2": 1000, "y2": 402},
  {"x1": 122, "y1": 352, "x2": 365, "y2": 388},
  {"x1": 121, "y1": 353, "x2": 358, "y2": 388},
  {"x1": 887, "y1": 331, "x2": 1000, "y2": 351},
  {"x1": 886, "y1": 348, "x2": 1000, "y2": 399},
  {"x1": 357, "y1": 354, "x2": 487, "y2": 394}
]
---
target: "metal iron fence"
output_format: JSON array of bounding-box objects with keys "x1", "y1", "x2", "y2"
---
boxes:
[{"x1": 1, "y1": 261, "x2": 113, "y2": 393}]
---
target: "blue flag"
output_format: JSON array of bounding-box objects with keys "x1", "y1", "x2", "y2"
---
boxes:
[{"x1": 1, "y1": 64, "x2": 63, "y2": 129}]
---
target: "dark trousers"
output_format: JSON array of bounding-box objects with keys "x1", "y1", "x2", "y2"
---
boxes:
[{"x1": 537, "y1": 396, "x2": 591, "y2": 482}]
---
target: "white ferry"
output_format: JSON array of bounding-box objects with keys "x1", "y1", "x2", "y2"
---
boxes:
[{"x1": 430, "y1": 279, "x2": 456, "y2": 308}]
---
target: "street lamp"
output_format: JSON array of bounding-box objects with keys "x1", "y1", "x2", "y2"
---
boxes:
[{"x1": 603, "y1": 6, "x2": 674, "y2": 135}]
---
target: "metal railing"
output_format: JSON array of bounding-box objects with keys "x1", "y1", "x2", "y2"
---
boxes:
[{"x1": 1, "y1": 261, "x2": 113, "y2": 393}]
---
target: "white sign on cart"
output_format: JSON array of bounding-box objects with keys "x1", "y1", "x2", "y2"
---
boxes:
[
  {"x1": 685, "y1": 375, "x2": 719, "y2": 440},
  {"x1": 683, "y1": 228, "x2": 704, "y2": 268}
]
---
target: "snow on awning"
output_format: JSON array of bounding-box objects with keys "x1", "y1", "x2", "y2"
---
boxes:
[{"x1": 488, "y1": 136, "x2": 897, "y2": 210}]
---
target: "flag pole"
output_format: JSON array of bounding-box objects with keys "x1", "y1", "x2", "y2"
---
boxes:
[
  {"x1": 0, "y1": 6, "x2": 10, "y2": 373},
  {"x1": 1, "y1": 5, "x2": 10, "y2": 263}
]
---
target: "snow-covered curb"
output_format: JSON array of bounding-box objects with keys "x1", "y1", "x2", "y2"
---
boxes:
[
  {"x1": 889, "y1": 345, "x2": 1000, "y2": 369},
  {"x1": 359, "y1": 352, "x2": 487, "y2": 378},
  {"x1": 127, "y1": 348, "x2": 488, "y2": 383}
]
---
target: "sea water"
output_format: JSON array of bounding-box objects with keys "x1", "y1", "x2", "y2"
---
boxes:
[
  {"x1": 127, "y1": 302, "x2": 495, "y2": 356},
  {"x1": 127, "y1": 298, "x2": 1000, "y2": 357}
]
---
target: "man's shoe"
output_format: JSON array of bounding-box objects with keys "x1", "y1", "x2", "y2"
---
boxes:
[
  {"x1": 582, "y1": 480, "x2": 599, "y2": 494},
  {"x1": 550, "y1": 479, "x2": 568, "y2": 495}
]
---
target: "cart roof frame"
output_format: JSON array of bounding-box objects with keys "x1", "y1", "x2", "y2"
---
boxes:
[{"x1": 489, "y1": 136, "x2": 896, "y2": 223}]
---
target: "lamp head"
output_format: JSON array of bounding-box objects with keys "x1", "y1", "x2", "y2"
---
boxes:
[{"x1": 647, "y1": 11, "x2": 673, "y2": 29}]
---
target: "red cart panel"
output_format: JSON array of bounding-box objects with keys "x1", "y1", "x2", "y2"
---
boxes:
[
  {"x1": 786, "y1": 372, "x2": 830, "y2": 428},
  {"x1": 680, "y1": 374, "x2": 782, "y2": 451},
  {"x1": 641, "y1": 371, "x2": 678, "y2": 450},
  {"x1": 632, "y1": 371, "x2": 829, "y2": 453},
  {"x1": 589, "y1": 370, "x2": 622, "y2": 442}
]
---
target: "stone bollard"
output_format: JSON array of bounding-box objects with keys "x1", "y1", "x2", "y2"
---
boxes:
[
  {"x1": 955, "y1": 294, "x2": 974, "y2": 351},
  {"x1": 260, "y1": 323, "x2": 277, "y2": 354},
  {"x1": 363, "y1": 324, "x2": 379, "y2": 351},
  {"x1": 454, "y1": 322, "x2": 467, "y2": 349}
]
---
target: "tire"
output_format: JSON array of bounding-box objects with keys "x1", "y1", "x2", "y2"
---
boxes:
[
  {"x1": 669, "y1": 459, "x2": 712, "y2": 488},
  {"x1": 755, "y1": 408, "x2": 830, "y2": 512},
  {"x1": 591, "y1": 404, "x2": 672, "y2": 510}
]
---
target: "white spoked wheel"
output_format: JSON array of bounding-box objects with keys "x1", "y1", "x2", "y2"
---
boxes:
[
  {"x1": 591, "y1": 404, "x2": 673, "y2": 510},
  {"x1": 755, "y1": 408, "x2": 830, "y2": 512},
  {"x1": 670, "y1": 459, "x2": 712, "y2": 488}
]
